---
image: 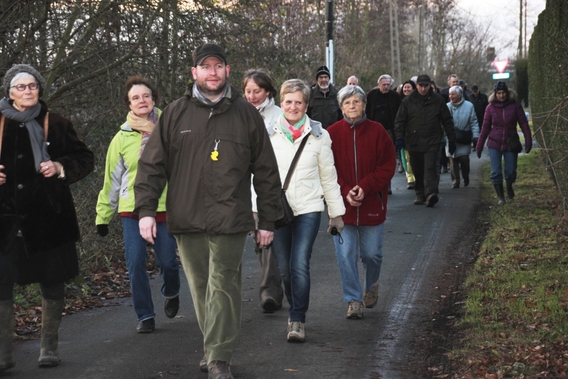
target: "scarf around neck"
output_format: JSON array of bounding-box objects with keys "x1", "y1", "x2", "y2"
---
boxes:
[
  {"x1": 193, "y1": 84, "x2": 231, "y2": 107},
  {"x1": 279, "y1": 114, "x2": 307, "y2": 142},
  {"x1": 0, "y1": 98, "x2": 49, "y2": 172},
  {"x1": 256, "y1": 97, "x2": 273, "y2": 113},
  {"x1": 126, "y1": 107, "x2": 159, "y2": 134},
  {"x1": 126, "y1": 107, "x2": 160, "y2": 157}
]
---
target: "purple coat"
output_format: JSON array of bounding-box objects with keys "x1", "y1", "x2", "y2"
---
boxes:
[{"x1": 476, "y1": 91, "x2": 532, "y2": 152}]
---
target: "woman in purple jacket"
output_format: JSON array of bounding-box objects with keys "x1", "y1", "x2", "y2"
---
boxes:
[{"x1": 475, "y1": 81, "x2": 532, "y2": 205}]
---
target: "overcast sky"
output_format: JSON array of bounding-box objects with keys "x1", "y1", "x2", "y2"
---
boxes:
[{"x1": 455, "y1": 0, "x2": 546, "y2": 59}]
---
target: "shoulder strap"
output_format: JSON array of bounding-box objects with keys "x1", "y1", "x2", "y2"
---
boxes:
[
  {"x1": 282, "y1": 134, "x2": 310, "y2": 191},
  {"x1": 0, "y1": 115, "x2": 4, "y2": 159},
  {"x1": 44, "y1": 112, "x2": 49, "y2": 140}
]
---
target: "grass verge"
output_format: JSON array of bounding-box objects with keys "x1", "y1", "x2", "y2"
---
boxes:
[{"x1": 447, "y1": 150, "x2": 568, "y2": 378}]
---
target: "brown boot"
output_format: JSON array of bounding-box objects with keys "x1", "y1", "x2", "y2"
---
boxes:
[
  {"x1": 0, "y1": 300, "x2": 15, "y2": 372},
  {"x1": 38, "y1": 298, "x2": 64, "y2": 368}
]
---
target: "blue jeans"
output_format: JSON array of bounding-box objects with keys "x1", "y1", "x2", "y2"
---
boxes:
[
  {"x1": 273, "y1": 212, "x2": 321, "y2": 323},
  {"x1": 122, "y1": 217, "x2": 180, "y2": 321},
  {"x1": 488, "y1": 148, "x2": 518, "y2": 184},
  {"x1": 334, "y1": 224, "x2": 384, "y2": 303}
]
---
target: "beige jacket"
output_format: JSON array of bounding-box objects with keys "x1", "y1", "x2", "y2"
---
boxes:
[{"x1": 268, "y1": 117, "x2": 345, "y2": 219}]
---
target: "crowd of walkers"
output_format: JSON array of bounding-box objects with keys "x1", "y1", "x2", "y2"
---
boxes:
[{"x1": 0, "y1": 44, "x2": 532, "y2": 379}]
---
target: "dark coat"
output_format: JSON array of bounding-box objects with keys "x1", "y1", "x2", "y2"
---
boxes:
[
  {"x1": 394, "y1": 88, "x2": 456, "y2": 152},
  {"x1": 365, "y1": 89, "x2": 401, "y2": 135},
  {"x1": 307, "y1": 84, "x2": 342, "y2": 129},
  {"x1": 0, "y1": 100, "x2": 94, "y2": 284},
  {"x1": 467, "y1": 91, "x2": 489, "y2": 128},
  {"x1": 135, "y1": 85, "x2": 282, "y2": 233}
]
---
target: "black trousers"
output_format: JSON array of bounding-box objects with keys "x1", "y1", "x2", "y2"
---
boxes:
[{"x1": 409, "y1": 148, "x2": 440, "y2": 197}]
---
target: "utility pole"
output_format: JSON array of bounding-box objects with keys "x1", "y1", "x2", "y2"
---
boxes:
[
  {"x1": 517, "y1": 0, "x2": 523, "y2": 58},
  {"x1": 389, "y1": 0, "x2": 401, "y2": 84},
  {"x1": 417, "y1": 2, "x2": 425, "y2": 73},
  {"x1": 524, "y1": 0, "x2": 528, "y2": 57},
  {"x1": 325, "y1": 0, "x2": 334, "y2": 83}
]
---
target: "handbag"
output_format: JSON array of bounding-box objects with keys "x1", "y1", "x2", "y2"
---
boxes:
[
  {"x1": 455, "y1": 128, "x2": 473, "y2": 144},
  {"x1": 507, "y1": 133, "x2": 523, "y2": 153},
  {"x1": 274, "y1": 134, "x2": 310, "y2": 229}
]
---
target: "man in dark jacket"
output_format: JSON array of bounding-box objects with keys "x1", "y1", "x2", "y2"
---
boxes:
[
  {"x1": 134, "y1": 43, "x2": 282, "y2": 379},
  {"x1": 307, "y1": 65, "x2": 342, "y2": 128},
  {"x1": 394, "y1": 74, "x2": 457, "y2": 207},
  {"x1": 467, "y1": 84, "x2": 489, "y2": 129},
  {"x1": 439, "y1": 74, "x2": 459, "y2": 103},
  {"x1": 366, "y1": 74, "x2": 401, "y2": 193}
]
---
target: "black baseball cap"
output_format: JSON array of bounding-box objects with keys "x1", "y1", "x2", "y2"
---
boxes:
[
  {"x1": 193, "y1": 43, "x2": 227, "y2": 67},
  {"x1": 416, "y1": 74, "x2": 431, "y2": 85}
]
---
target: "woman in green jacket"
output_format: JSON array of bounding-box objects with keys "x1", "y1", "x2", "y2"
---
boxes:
[{"x1": 96, "y1": 76, "x2": 180, "y2": 333}]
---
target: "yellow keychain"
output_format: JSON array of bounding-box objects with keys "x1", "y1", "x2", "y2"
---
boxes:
[{"x1": 210, "y1": 139, "x2": 220, "y2": 161}]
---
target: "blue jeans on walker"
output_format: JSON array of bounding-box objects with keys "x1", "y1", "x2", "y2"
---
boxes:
[
  {"x1": 273, "y1": 212, "x2": 321, "y2": 323},
  {"x1": 122, "y1": 217, "x2": 180, "y2": 321},
  {"x1": 334, "y1": 224, "x2": 384, "y2": 303},
  {"x1": 488, "y1": 148, "x2": 518, "y2": 184}
]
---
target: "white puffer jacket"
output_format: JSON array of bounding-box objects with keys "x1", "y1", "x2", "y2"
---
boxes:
[
  {"x1": 251, "y1": 98, "x2": 282, "y2": 213},
  {"x1": 269, "y1": 117, "x2": 345, "y2": 219}
]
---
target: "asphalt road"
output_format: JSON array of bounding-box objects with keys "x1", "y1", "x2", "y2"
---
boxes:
[{"x1": 7, "y1": 154, "x2": 486, "y2": 379}]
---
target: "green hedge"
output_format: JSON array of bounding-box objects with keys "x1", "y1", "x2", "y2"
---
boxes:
[{"x1": 528, "y1": 0, "x2": 568, "y2": 209}]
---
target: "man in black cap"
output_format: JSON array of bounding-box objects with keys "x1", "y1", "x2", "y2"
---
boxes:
[
  {"x1": 467, "y1": 84, "x2": 489, "y2": 130},
  {"x1": 134, "y1": 43, "x2": 282, "y2": 379},
  {"x1": 394, "y1": 74, "x2": 457, "y2": 207},
  {"x1": 307, "y1": 65, "x2": 341, "y2": 128}
]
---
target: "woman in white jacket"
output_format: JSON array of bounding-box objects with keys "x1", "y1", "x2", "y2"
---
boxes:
[
  {"x1": 270, "y1": 79, "x2": 345, "y2": 342},
  {"x1": 242, "y1": 69, "x2": 284, "y2": 314}
]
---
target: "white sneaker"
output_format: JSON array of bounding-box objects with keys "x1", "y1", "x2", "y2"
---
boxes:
[
  {"x1": 287, "y1": 321, "x2": 305, "y2": 342},
  {"x1": 346, "y1": 301, "x2": 364, "y2": 319}
]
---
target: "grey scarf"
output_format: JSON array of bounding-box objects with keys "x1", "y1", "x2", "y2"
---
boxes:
[
  {"x1": 0, "y1": 98, "x2": 50, "y2": 171},
  {"x1": 192, "y1": 84, "x2": 231, "y2": 107}
]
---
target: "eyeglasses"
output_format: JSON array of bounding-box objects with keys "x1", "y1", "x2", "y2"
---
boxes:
[{"x1": 11, "y1": 83, "x2": 39, "y2": 92}]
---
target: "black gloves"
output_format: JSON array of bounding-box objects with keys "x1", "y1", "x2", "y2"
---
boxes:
[
  {"x1": 476, "y1": 149, "x2": 482, "y2": 159},
  {"x1": 525, "y1": 145, "x2": 532, "y2": 154},
  {"x1": 97, "y1": 224, "x2": 109, "y2": 237},
  {"x1": 395, "y1": 138, "x2": 405, "y2": 151},
  {"x1": 448, "y1": 141, "x2": 456, "y2": 155}
]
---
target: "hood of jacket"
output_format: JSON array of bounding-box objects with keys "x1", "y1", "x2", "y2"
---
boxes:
[{"x1": 488, "y1": 88, "x2": 518, "y2": 104}]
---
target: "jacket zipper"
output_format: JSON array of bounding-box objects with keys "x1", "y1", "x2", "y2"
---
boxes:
[{"x1": 353, "y1": 127, "x2": 360, "y2": 225}]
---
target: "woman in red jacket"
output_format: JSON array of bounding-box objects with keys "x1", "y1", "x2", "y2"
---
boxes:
[{"x1": 327, "y1": 85, "x2": 396, "y2": 319}]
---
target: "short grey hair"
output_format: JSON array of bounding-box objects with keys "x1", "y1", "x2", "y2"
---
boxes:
[
  {"x1": 378, "y1": 74, "x2": 393, "y2": 85},
  {"x1": 280, "y1": 78, "x2": 311, "y2": 104},
  {"x1": 337, "y1": 85, "x2": 367, "y2": 107},
  {"x1": 449, "y1": 85, "x2": 463, "y2": 98}
]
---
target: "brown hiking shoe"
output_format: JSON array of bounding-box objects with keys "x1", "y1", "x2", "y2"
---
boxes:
[
  {"x1": 363, "y1": 282, "x2": 380, "y2": 309},
  {"x1": 208, "y1": 360, "x2": 233, "y2": 379}
]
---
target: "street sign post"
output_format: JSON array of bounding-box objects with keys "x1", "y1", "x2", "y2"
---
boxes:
[
  {"x1": 492, "y1": 72, "x2": 511, "y2": 80},
  {"x1": 492, "y1": 60, "x2": 509, "y2": 73}
]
